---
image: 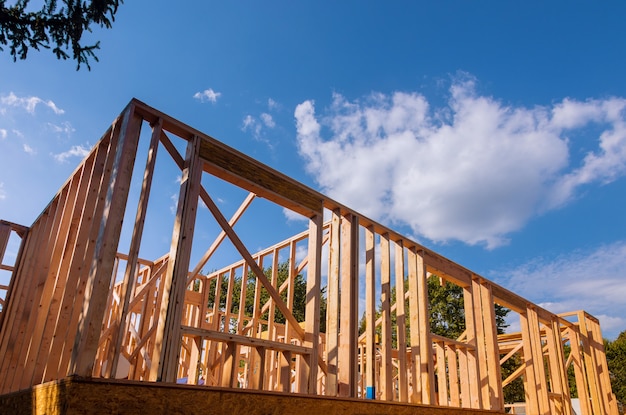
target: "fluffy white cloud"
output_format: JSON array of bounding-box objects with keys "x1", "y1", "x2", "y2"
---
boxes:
[
  {"x1": 23, "y1": 144, "x2": 36, "y2": 155},
  {"x1": 295, "y1": 77, "x2": 626, "y2": 248},
  {"x1": 500, "y1": 241, "x2": 626, "y2": 338},
  {"x1": 52, "y1": 144, "x2": 90, "y2": 163},
  {"x1": 193, "y1": 88, "x2": 221, "y2": 103},
  {"x1": 0, "y1": 92, "x2": 64, "y2": 115},
  {"x1": 0, "y1": 129, "x2": 7, "y2": 139}
]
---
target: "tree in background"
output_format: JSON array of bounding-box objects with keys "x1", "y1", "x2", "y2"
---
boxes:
[
  {"x1": 0, "y1": 0, "x2": 122, "y2": 69},
  {"x1": 606, "y1": 331, "x2": 626, "y2": 408},
  {"x1": 427, "y1": 276, "x2": 524, "y2": 404},
  {"x1": 359, "y1": 275, "x2": 524, "y2": 403},
  {"x1": 206, "y1": 262, "x2": 327, "y2": 333}
]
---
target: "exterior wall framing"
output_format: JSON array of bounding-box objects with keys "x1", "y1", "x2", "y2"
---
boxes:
[{"x1": 0, "y1": 99, "x2": 618, "y2": 414}]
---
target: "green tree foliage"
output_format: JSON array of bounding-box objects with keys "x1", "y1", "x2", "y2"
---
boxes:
[
  {"x1": 0, "y1": 0, "x2": 122, "y2": 69},
  {"x1": 606, "y1": 331, "x2": 626, "y2": 406},
  {"x1": 360, "y1": 275, "x2": 510, "y2": 340},
  {"x1": 205, "y1": 262, "x2": 327, "y2": 333}
]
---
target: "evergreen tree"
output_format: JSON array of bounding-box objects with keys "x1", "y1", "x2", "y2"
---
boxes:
[
  {"x1": 606, "y1": 331, "x2": 626, "y2": 407},
  {"x1": 0, "y1": 0, "x2": 122, "y2": 69}
]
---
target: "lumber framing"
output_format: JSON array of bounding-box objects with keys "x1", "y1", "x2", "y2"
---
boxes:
[{"x1": 0, "y1": 99, "x2": 618, "y2": 415}]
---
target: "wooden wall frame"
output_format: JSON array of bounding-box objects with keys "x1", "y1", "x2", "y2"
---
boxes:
[{"x1": 0, "y1": 99, "x2": 618, "y2": 415}]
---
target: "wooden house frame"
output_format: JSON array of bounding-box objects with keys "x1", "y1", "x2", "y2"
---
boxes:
[{"x1": 0, "y1": 99, "x2": 618, "y2": 414}]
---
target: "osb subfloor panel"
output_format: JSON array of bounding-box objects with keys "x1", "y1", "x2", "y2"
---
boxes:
[{"x1": 0, "y1": 377, "x2": 500, "y2": 415}]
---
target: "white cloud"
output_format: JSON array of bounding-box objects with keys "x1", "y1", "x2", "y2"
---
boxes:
[
  {"x1": 193, "y1": 88, "x2": 221, "y2": 103},
  {"x1": 0, "y1": 92, "x2": 64, "y2": 115},
  {"x1": 242, "y1": 115, "x2": 256, "y2": 130},
  {"x1": 242, "y1": 114, "x2": 274, "y2": 141},
  {"x1": 12, "y1": 129, "x2": 24, "y2": 138},
  {"x1": 500, "y1": 241, "x2": 626, "y2": 339},
  {"x1": 0, "y1": 182, "x2": 6, "y2": 200},
  {"x1": 23, "y1": 144, "x2": 36, "y2": 155},
  {"x1": 170, "y1": 193, "x2": 179, "y2": 214},
  {"x1": 295, "y1": 77, "x2": 626, "y2": 248},
  {"x1": 268, "y1": 98, "x2": 279, "y2": 110},
  {"x1": 282, "y1": 207, "x2": 308, "y2": 222},
  {"x1": 52, "y1": 144, "x2": 90, "y2": 163},
  {"x1": 260, "y1": 113, "x2": 275, "y2": 128},
  {"x1": 0, "y1": 129, "x2": 7, "y2": 139},
  {"x1": 47, "y1": 121, "x2": 75, "y2": 136}
]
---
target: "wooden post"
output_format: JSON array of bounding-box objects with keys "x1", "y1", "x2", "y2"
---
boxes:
[
  {"x1": 54, "y1": 128, "x2": 117, "y2": 380},
  {"x1": 545, "y1": 317, "x2": 571, "y2": 415},
  {"x1": 28, "y1": 167, "x2": 86, "y2": 387},
  {"x1": 325, "y1": 209, "x2": 340, "y2": 396},
  {"x1": 337, "y1": 213, "x2": 358, "y2": 397},
  {"x1": 304, "y1": 213, "x2": 322, "y2": 394},
  {"x1": 529, "y1": 307, "x2": 549, "y2": 414},
  {"x1": 394, "y1": 240, "x2": 408, "y2": 403},
  {"x1": 108, "y1": 118, "x2": 162, "y2": 378},
  {"x1": 435, "y1": 341, "x2": 447, "y2": 405},
  {"x1": 187, "y1": 336, "x2": 202, "y2": 385},
  {"x1": 152, "y1": 134, "x2": 203, "y2": 382},
  {"x1": 587, "y1": 315, "x2": 618, "y2": 415},
  {"x1": 520, "y1": 309, "x2": 541, "y2": 414},
  {"x1": 365, "y1": 225, "x2": 376, "y2": 399},
  {"x1": 407, "y1": 247, "x2": 422, "y2": 403},
  {"x1": 279, "y1": 350, "x2": 292, "y2": 392},
  {"x1": 70, "y1": 103, "x2": 143, "y2": 377},
  {"x1": 416, "y1": 250, "x2": 435, "y2": 404},
  {"x1": 221, "y1": 341, "x2": 238, "y2": 388},
  {"x1": 447, "y1": 344, "x2": 460, "y2": 407},
  {"x1": 478, "y1": 279, "x2": 503, "y2": 410},
  {"x1": 462, "y1": 284, "x2": 481, "y2": 408},
  {"x1": 568, "y1": 326, "x2": 592, "y2": 415},
  {"x1": 379, "y1": 233, "x2": 393, "y2": 401},
  {"x1": 0, "y1": 205, "x2": 55, "y2": 392},
  {"x1": 471, "y1": 277, "x2": 492, "y2": 409},
  {"x1": 578, "y1": 311, "x2": 606, "y2": 415}
]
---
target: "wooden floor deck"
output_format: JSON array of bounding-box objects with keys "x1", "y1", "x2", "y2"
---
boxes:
[{"x1": 0, "y1": 376, "x2": 500, "y2": 415}]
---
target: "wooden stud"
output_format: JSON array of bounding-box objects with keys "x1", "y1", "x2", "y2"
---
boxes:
[
  {"x1": 416, "y1": 250, "x2": 435, "y2": 405},
  {"x1": 304, "y1": 214, "x2": 323, "y2": 394},
  {"x1": 407, "y1": 247, "x2": 422, "y2": 403},
  {"x1": 447, "y1": 344, "x2": 460, "y2": 407},
  {"x1": 337, "y1": 213, "x2": 359, "y2": 398},
  {"x1": 394, "y1": 240, "x2": 408, "y2": 403},
  {"x1": 520, "y1": 309, "x2": 540, "y2": 414},
  {"x1": 379, "y1": 233, "x2": 393, "y2": 401},
  {"x1": 70, "y1": 105, "x2": 143, "y2": 377},
  {"x1": 152, "y1": 134, "x2": 203, "y2": 382},
  {"x1": 325, "y1": 209, "x2": 340, "y2": 396},
  {"x1": 462, "y1": 284, "x2": 481, "y2": 409},
  {"x1": 478, "y1": 279, "x2": 503, "y2": 410},
  {"x1": 528, "y1": 307, "x2": 550, "y2": 414},
  {"x1": 56, "y1": 125, "x2": 120, "y2": 380},
  {"x1": 108, "y1": 117, "x2": 162, "y2": 378},
  {"x1": 435, "y1": 341, "x2": 448, "y2": 405},
  {"x1": 364, "y1": 225, "x2": 376, "y2": 399}
]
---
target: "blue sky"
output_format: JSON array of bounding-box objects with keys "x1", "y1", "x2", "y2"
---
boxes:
[{"x1": 1, "y1": 2, "x2": 625, "y2": 338}]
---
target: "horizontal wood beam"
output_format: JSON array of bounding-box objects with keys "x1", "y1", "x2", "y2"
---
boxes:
[{"x1": 181, "y1": 326, "x2": 312, "y2": 355}]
